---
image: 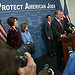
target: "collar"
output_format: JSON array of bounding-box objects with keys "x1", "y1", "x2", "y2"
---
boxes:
[
  {"x1": 48, "y1": 21, "x2": 51, "y2": 25},
  {"x1": 55, "y1": 17, "x2": 60, "y2": 22}
]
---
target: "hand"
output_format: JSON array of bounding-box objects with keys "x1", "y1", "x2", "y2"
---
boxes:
[
  {"x1": 48, "y1": 68, "x2": 54, "y2": 75},
  {"x1": 65, "y1": 31, "x2": 66, "y2": 35},
  {"x1": 62, "y1": 34, "x2": 67, "y2": 38},
  {"x1": 18, "y1": 52, "x2": 36, "y2": 75},
  {"x1": 48, "y1": 37, "x2": 51, "y2": 39}
]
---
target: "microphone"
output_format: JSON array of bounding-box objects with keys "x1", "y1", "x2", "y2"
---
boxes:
[
  {"x1": 67, "y1": 46, "x2": 73, "y2": 56},
  {"x1": 67, "y1": 22, "x2": 75, "y2": 27}
]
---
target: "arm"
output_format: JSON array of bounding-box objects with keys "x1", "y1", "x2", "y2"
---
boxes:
[
  {"x1": 44, "y1": 23, "x2": 50, "y2": 39},
  {"x1": 51, "y1": 22, "x2": 61, "y2": 38},
  {"x1": 21, "y1": 33, "x2": 27, "y2": 43},
  {"x1": 18, "y1": 52, "x2": 36, "y2": 75},
  {"x1": 29, "y1": 32, "x2": 33, "y2": 43},
  {"x1": 64, "y1": 18, "x2": 72, "y2": 33},
  {"x1": 64, "y1": 25, "x2": 72, "y2": 33}
]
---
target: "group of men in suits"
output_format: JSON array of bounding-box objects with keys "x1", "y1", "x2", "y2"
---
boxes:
[{"x1": 44, "y1": 10, "x2": 72, "y2": 71}]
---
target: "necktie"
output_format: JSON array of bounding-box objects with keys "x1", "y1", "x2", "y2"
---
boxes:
[{"x1": 59, "y1": 20, "x2": 63, "y2": 28}]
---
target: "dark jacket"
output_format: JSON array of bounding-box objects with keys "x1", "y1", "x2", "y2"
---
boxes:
[
  {"x1": 51, "y1": 18, "x2": 72, "y2": 41},
  {"x1": 7, "y1": 27, "x2": 22, "y2": 48},
  {"x1": 44, "y1": 22, "x2": 53, "y2": 40}
]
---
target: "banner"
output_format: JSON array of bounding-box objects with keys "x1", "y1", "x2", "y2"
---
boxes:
[{"x1": 0, "y1": 0, "x2": 59, "y2": 58}]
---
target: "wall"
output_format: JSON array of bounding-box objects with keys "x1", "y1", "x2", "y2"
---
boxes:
[
  {"x1": 60, "y1": 0, "x2": 75, "y2": 25},
  {"x1": 67, "y1": 0, "x2": 75, "y2": 25},
  {"x1": 0, "y1": 0, "x2": 59, "y2": 59}
]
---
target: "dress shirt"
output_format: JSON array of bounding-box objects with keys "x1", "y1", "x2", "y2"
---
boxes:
[
  {"x1": 48, "y1": 21, "x2": 51, "y2": 26},
  {"x1": 21, "y1": 31, "x2": 33, "y2": 43},
  {"x1": 55, "y1": 17, "x2": 60, "y2": 22}
]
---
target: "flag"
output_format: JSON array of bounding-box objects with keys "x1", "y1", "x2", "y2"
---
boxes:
[
  {"x1": 59, "y1": 0, "x2": 63, "y2": 11},
  {"x1": 0, "y1": 19, "x2": 7, "y2": 43},
  {"x1": 64, "y1": 0, "x2": 71, "y2": 23}
]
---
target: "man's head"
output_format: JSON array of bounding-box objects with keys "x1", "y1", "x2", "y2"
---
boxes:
[
  {"x1": 46, "y1": 15, "x2": 51, "y2": 22},
  {"x1": 55, "y1": 10, "x2": 63, "y2": 20},
  {"x1": 61, "y1": 11, "x2": 64, "y2": 19}
]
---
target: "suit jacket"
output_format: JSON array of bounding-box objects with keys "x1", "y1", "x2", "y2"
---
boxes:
[
  {"x1": 51, "y1": 18, "x2": 65, "y2": 40},
  {"x1": 63, "y1": 18, "x2": 72, "y2": 34},
  {"x1": 44, "y1": 22, "x2": 53, "y2": 40},
  {"x1": 63, "y1": 18, "x2": 69, "y2": 27},
  {"x1": 51, "y1": 18, "x2": 72, "y2": 41}
]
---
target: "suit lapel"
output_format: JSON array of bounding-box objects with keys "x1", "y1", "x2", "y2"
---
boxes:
[
  {"x1": 47, "y1": 22, "x2": 51, "y2": 28},
  {"x1": 54, "y1": 18, "x2": 61, "y2": 27},
  {"x1": 55, "y1": 18, "x2": 64, "y2": 30}
]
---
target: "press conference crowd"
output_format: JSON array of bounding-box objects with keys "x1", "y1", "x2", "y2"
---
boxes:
[{"x1": 0, "y1": 10, "x2": 75, "y2": 75}]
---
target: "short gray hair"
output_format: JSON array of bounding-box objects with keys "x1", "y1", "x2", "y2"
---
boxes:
[{"x1": 55, "y1": 10, "x2": 63, "y2": 15}]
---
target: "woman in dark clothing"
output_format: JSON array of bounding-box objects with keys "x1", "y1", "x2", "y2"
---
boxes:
[{"x1": 7, "y1": 17, "x2": 22, "y2": 49}]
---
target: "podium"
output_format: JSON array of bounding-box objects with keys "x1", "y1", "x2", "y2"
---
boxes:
[{"x1": 58, "y1": 33, "x2": 75, "y2": 66}]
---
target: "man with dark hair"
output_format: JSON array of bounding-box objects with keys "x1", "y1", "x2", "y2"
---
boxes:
[
  {"x1": 44, "y1": 15, "x2": 54, "y2": 57},
  {"x1": 60, "y1": 11, "x2": 72, "y2": 35}
]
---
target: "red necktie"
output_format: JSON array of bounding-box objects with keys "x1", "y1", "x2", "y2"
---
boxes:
[{"x1": 59, "y1": 20, "x2": 63, "y2": 28}]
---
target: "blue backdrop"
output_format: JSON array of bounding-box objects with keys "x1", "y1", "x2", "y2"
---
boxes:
[{"x1": 0, "y1": 0, "x2": 59, "y2": 59}]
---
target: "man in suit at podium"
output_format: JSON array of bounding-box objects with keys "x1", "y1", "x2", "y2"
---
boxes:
[
  {"x1": 60, "y1": 11, "x2": 72, "y2": 35},
  {"x1": 51, "y1": 10, "x2": 72, "y2": 70},
  {"x1": 44, "y1": 15, "x2": 54, "y2": 57}
]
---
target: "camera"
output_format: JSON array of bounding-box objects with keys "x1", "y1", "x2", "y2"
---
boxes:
[{"x1": 16, "y1": 42, "x2": 35, "y2": 67}]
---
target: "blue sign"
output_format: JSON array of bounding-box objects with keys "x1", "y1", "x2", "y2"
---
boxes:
[{"x1": 0, "y1": 0, "x2": 59, "y2": 59}]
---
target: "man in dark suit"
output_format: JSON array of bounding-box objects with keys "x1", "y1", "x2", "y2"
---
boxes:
[
  {"x1": 44, "y1": 15, "x2": 54, "y2": 57},
  {"x1": 61, "y1": 11, "x2": 73, "y2": 35},
  {"x1": 51, "y1": 10, "x2": 72, "y2": 70}
]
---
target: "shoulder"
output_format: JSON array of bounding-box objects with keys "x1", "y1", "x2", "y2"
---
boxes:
[
  {"x1": 7, "y1": 27, "x2": 14, "y2": 34},
  {"x1": 21, "y1": 32, "x2": 25, "y2": 35},
  {"x1": 8, "y1": 27, "x2": 14, "y2": 31},
  {"x1": 27, "y1": 31, "x2": 30, "y2": 34},
  {"x1": 70, "y1": 52, "x2": 75, "y2": 60},
  {"x1": 44, "y1": 22, "x2": 48, "y2": 27},
  {"x1": 63, "y1": 18, "x2": 68, "y2": 22},
  {"x1": 51, "y1": 18, "x2": 58, "y2": 25},
  {"x1": 52, "y1": 18, "x2": 56, "y2": 22},
  {"x1": 45, "y1": 22, "x2": 48, "y2": 25}
]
